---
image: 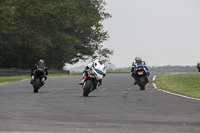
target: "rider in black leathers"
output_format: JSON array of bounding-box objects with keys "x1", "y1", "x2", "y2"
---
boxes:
[
  {"x1": 30, "y1": 59, "x2": 48, "y2": 84},
  {"x1": 197, "y1": 63, "x2": 200, "y2": 72}
]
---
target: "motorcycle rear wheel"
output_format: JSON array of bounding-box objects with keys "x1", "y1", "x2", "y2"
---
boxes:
[
  {"x1": 33, "y1": 78, "x2": 40, "y2": 93},
  {"x1": 83, "y1": 80, "x2": 93, "y2": 97},
  {"x1": 138, "y1": 77, "x2": 146, "y2": 90}
]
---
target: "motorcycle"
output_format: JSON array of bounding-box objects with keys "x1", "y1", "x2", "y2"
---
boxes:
[
  {"x1": 82, "y1": 62, "x2": 105, "y2": 97},
  {"x1": 135, "y1": 65, "x2": 148, "y2": 90},
  {"x1": 32, "y1": 68, "x2": 46, "y2": 93}
]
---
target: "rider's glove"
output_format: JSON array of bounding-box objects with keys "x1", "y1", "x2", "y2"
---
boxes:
[{"x1": 147, "y1": 72, "x2": 150, "y2": 76}]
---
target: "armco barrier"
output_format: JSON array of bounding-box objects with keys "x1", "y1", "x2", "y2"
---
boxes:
[{"x1": 0, "y1": 68, "x2": 70, "y2": 76}]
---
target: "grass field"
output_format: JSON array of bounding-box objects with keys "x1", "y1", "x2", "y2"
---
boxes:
[{"x1": 154, "y1": 74, "x2": 200, "y2": 99}]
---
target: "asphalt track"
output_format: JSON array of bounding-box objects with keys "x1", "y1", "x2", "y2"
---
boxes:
[{"x1": 0, "y1": 73, "x2": 200, "y2": 133}]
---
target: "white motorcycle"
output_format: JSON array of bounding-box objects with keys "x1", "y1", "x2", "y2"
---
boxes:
[{"x1": 82, "y1": 62, "x2": 106, "y2": 97}]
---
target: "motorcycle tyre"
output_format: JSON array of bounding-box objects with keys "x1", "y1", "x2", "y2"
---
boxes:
[
  {"x1": 138, "y1": 77, "x2": 146, "y2": 91},
  {"x1": 83, "y1": 80, "x2": 93, "y2": 97},
  {"x1": 33, "y1": 78, "x2": 40, "y2": 93}
]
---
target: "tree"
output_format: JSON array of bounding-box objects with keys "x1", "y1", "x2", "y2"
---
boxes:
[{"x1": 0, "y1": 0, "x2": 113, "y2": 69}]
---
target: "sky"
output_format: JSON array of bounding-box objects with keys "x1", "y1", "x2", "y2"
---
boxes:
[{"x1": 68, "y1": 0, "x2": 200, "y2": 69}]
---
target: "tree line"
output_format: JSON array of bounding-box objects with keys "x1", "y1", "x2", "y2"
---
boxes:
[{"x1": 0, "y1": 0, "x2": 113, "y2": 69}]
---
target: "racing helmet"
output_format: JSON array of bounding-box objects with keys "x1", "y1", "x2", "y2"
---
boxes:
[
  {"x1": 38, "y1": 59, "x2": 45, "y2": 64},
  {"x1": 135, "y1": 56, "x2": 142, "y2": 61},
  {"x1": 94, "y1": 58, "x2": 103, "y2": 65}
]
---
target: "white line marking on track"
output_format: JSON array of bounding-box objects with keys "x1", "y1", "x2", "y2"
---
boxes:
[
  {"x1": 0, "y1": 79, "x2": 28, "y2": 85},
  {"x1": 123, "y1": 91, "x2": 127, "y2": 94},
  {"x1": 0, "y1": 82, "x2": 9, "y2": 85},
  {"x1": 20, "y1": 79, "x2": 28, "y2": 81},
  {"x1": 100, "y1": 88, "x2": 106, "y2": 91},
  {"x1": 152, "y1": 75, "x2": 157, "y2": 81},
  {"x1": 153, "y1": 75, "x2": 200, "y2": 101}
]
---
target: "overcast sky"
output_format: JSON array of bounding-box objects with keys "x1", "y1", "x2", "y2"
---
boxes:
[
  {"x1": 67, "y1": 0, "x2": 200, "y2": 69},
  {"x1": 101, "y1": 0, "x2": 200, "y2": 67}
]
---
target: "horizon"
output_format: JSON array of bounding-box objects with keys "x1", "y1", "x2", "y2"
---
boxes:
[{"x1": 67, "y1": 64, "x2": 198, "y2": 70}]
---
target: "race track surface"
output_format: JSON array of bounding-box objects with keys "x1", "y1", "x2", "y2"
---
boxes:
[{"x1": 0, "y1": 73, "x2": 199, "y2": 133}]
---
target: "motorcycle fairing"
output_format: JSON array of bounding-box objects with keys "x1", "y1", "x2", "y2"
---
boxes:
[{"x1": 92, "y1": 62, "x2": 103, "y2": 75}]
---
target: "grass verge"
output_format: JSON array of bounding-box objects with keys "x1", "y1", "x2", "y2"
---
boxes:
[
  {"x1": 0, "y1": 73, "x2": 82, "y2": 84},
  {"x1": 154, "y1": 74, "x2": 200, "y2": 99},
  {"x1": 0, "y1": 76, "x2": 29, "y2": 84}
]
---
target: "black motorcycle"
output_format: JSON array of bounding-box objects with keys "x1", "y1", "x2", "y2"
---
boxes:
[
  {"x1": 32, "y1": 68, "x2": 45, "y2": 93},
  {"x1": 82, "y1": 70, "x2": 101, "y2": 97},
  {"x1": 135, "y1": 65, "x2": 148, "y2": 90}
]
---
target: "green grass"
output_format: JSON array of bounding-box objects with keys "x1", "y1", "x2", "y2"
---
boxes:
[
  {"x1": 154, "y1": 74, "x2": 200, "y2": 99},
  {"x1": 0, "y1": 73, "x2": 82, "y2": 84},
  {"x1": 0, "y1": 76, "x2": 29, "y2": 84}
]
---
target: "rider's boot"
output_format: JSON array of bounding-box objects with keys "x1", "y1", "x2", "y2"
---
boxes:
[
  {"x1": 92, "y1": 83, "x2": 97, "y2": 90},
  {"x1": 134, "y1": 80, "x2": 138, "y2": 85},
  {"x1": 79, "y1": 76, "x2": 87, "y2": 85},
  {"x1": 41, "y1": 78, "x2": 45, "y2": 85},
  {"x1": 146, "y1": 78, "x2": 149, "y2": 83},
  {"x1": 97, "y1": 80, "x2": 102, "y2": 87},
  {"x1": 30, "y1": 76, "x2": 34, "y2": 84},
  {"x1": 132, "y1": 74, "x2": 138, "y2": 85}
]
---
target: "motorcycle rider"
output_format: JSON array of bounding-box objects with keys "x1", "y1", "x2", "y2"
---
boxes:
[
  {"x1": 79, "y1": 58, "x2": 106, "y2": 89},
  {"x1": 197, "y1": 63, "x2": 200, "y2": 72},
  {"x1": 131, "y1": 56, "x2": 150, "y2": 85},
  {"x1": 30, "y1": 59, "x2": 48, "y2": 85}
]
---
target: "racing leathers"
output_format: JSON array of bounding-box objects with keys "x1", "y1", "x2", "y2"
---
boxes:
[
  {"x1": 30, "y1": 61, "x2": 48, "y2": 84},
  {"x1": 131, "y1": 60, "x2": 150, "y2": 85},
  {"x1": 79, "y1": 61, "x2": 106, "y2": 89}
]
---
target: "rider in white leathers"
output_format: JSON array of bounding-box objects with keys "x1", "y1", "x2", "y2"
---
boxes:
[{"x1": 79, "y1": 58, "x2": 106, "y2": 88}]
